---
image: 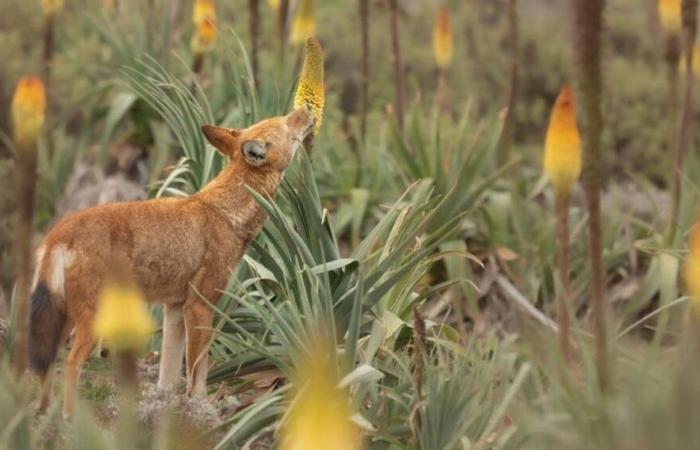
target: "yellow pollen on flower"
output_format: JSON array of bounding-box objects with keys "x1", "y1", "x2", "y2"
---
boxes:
[
  {"x1": 93, "y1": 282, "x2": 155, "y2": 352},
  {"x1": 191, "y1": 18, "x2": 217, "y2": 54},
  {"x1": 543, "y1": 85, "x2": 582, "y2": 196},
  {"x1": 658, "y1": 0, "x2": 682, "y2": 35},
  {"x1": 41, "y1": 0, "x2": 64, "y2": 16},
  {"x1": 290, "y1": 0, "x2": 316, "y2": 44},
  {"x1": 294, "y1": 37, "x2": 325, "y2": 128},
  {"x1": 193, "y1": 0, "x2": 216, "y2": 24},
  {"x1": 433, "y1": 7, "x2": 454, "y2": 70},
  {"x1": 280, "y1": 339, "x2": 361, "y2": 450},
  {"x1": 12, "y1": 76, "x2": 46, "y2": 149}
]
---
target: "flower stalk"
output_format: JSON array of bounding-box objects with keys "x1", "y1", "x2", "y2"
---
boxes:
[
  {"x1": 670, "y1": 0, "x2": 698, "y2": 242},
  {"x1": 359, "y1": 0, "x2": 370, "y2": 141},
  {"x1": 497, "y1": 0, "x2": 520, "y2": 164},
  {"x1": 388, "y1": 0, "x2": 405, "y2": 130},
  {"x1": 573, "y1": 0, "x2": 608, "y2": 390},
  {"x1": 249, "y1": 0, "x2": 261, "y2": 85},
  {"x1": 41, "y1": 0, "x2": 63, "y2": 92},
  {"x1": 11, "y1": 76, "x2": 46, "y2": 376}
]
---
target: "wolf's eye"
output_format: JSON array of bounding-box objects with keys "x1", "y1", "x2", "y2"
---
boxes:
[{"x1": 265, "y1": 142, "x2": 272, "y2": 149}]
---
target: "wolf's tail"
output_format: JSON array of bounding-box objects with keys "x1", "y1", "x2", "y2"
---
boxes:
[{"x1": 28, "y1": 280, "x2": 66, "y2": 377}]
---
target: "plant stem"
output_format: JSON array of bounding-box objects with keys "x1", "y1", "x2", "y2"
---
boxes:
[
  {"x1": 278, "y1": 0, "x2": 290, "y2": 70},
  {"x1": 412, "y1": 305, "x2": 426, "y2": 401},
  {"x1": 249, "y1": 0, "x2": 261, "y2": 86},
  {"x1": 115, "y1": 351, "x2": 139, "y2": 444},
  {"x1": 13, "y1": 142, "x2": 38, "y2": 376},
  {"x1": 573, "y1": 0, "x2": 608, "y2": 391},
  {"x1": 42, "y1": 14, "x2": 55, "y2": 92},
  {"x1": 555, "y1": 191, "x2": 573, "y2": 364},
  {"x1": 670, "y1": 0, "x2": 698, "y2": 242},
  {"x1": 359, "y1": 0, "x2": 370, "y2": 141},
  {"x1": 388, "y1": 0, "x2": 405, "y2": 131},
  {"x1": 435, "y1": 69, "x2": 449, "y2": 114},
  {"x1": 497, "y1": 0, "x2": 519, "y2": 165}
]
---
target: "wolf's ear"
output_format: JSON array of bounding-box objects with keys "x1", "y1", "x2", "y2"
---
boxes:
[{"x1": 201, "y1": 125, "x2": 242, "y2": 157}]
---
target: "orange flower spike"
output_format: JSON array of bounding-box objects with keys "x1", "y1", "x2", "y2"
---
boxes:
[
  {"x1": 12, "y1": 76, "x2": 46, "y2": 149},
  {"x1": 290, "y1": 0, "x2": 316, "y2": 44},
  {"x1": 41, "y1": 0, "x2": 64, "y2": 16},
  {"x1": 433, "y1": 6, "x2": 454, "y2": 70},
  {"x1": 191, "y1": 18, "x2": 217, "y2": 54},
  {"x1": 658, "y1": 0, "x2": 682, "y2": 35},
  {"x1": 193, "y1": 0, "x2": 216, "y2": 24},
  {"x1": 543, "y1": 85, "x2": 582, "y2": 196},
  {"x1": 685, "y1": 222, "x2": 700, "y2": 312}
]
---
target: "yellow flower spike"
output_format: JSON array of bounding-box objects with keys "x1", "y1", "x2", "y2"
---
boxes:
[
  {"x1": 433, "y1": 6, "x2": 454, "y2": 70},
  {"x1": 93, "y1": 282, "x2": 155, "y2": 352},
  {"x1": 658, "y1": 0, "x2": 682, "y2": 35},
  {"x1": 12, "y1": 76, "x2": 46, "y2": 150},
  {"x1": 280, "y1": 339, "x2": 362, "y2": 450},
  {"x1": 41, "y1": 0, "x2": 64, "y2": 16},
  {"x1": 193, "y1": 0, "x2": 216, "y2": 24},
  {"x1": 191, "y1": 18, "x2": 217, "y2": 55},
  {"x1": 543, "y1": 85, "x2": 582, "y2": 197},
  {"x1": 294, "y1": 37, "x2": 325, "y2": 128},
  {"x1": 268, "y1": 0, "x2": 280, "y2": 11},
  {"x1": 686, "y1": 222, "x2": 700, "y2": 312},
  {"x1": 290, "y1": 0, "x2": 316, "y2": 44}
]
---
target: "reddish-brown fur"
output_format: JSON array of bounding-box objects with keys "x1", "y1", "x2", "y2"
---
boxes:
[{"x1": 28, "y1": 107, "x2": 315, "y2": 419}]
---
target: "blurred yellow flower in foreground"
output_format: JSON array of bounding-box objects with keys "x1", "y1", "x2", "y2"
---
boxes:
[
  {"x1": 268, "y1": 0, "x2": 280, "y2": 11},
  {"x1": 294, "y1": 37, "x2": 325, "y2": 128},
  {"x1": 433, "y1": 7, "x2": 454, "y2": 70},
  {"x1": 544, "y1": 85, "x2": 581, "y2": 196},
  {"x1": 290, "y1": 0, "x2": 316, "y2": 44},
  {"x1": 191, "y1": 18, "x2": 217, "y2": 55},
  {"x1": 280, "y1": 341, "x2": 361, "y2": 450},
  {"x1": 686, "y1": 223, "x2": 700, "y2": 311},
  {"x1": 193, "y1": 0, "x2": 216, "y2": 24},
  {"x1": 93, "y1": 282, "x2": 154, "y2": 352},
  {"x1": 12, "y1": 76, "x2": 46, "y2": 149},
  {"x1": 41, "y1": 0, "x2": 64, "y2": 16},
  {"x1": 658, "y1": 0, "x2": 682, "y2": 35}
]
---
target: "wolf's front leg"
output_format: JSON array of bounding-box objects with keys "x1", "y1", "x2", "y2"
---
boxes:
[{"x1": 157, "y1": 303, "x2": 186, "y2": 391}]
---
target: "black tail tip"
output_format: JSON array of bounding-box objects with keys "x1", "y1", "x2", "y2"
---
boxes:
[{"x1": 28, "y1": 282, "x2": 65, "y2": 376}]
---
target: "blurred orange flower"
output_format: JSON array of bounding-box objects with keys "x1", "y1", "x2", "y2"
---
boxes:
[
  {"x1": 191, "y1": 18, "x2": 217, "y2": 54},
  {"x1": 658, "y1": 0, "x2": 682, "y2": 35},
  {"x1": 433, "y1": 7, "x2": 454, "y2": 70},
  {"x1": 41, "y1": 0, "x2": 64, "y2": 16},
  {"x1": 12, "y1": 76, "x2": 46, "y2": 149},
  {"x1": 193, "y1": 0, "x2": 216, "y2": 24}
]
